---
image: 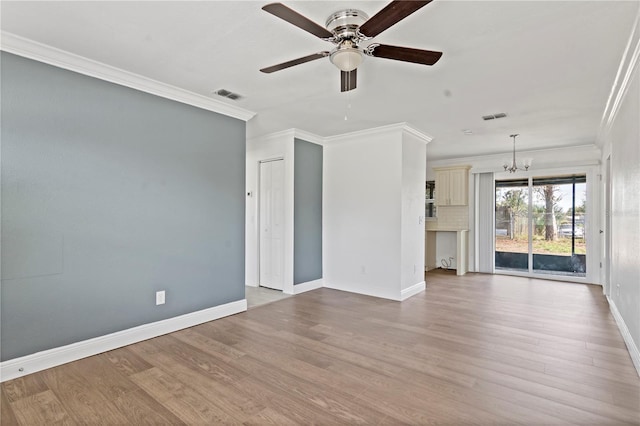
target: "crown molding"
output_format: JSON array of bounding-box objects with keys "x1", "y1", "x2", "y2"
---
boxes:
[
  {"x1": 598, "y1": 6, "x2": 640, "y2": 142},
  {"x1": 0, "y1": 31, "x2": 256, "y2": 122},
  {"x1": 401, "y1": 123, "x2": 433, "y2": 144},
  {"x1": 247, "y1": 128, "x2": 295, "y2": 144},
  {"x1": 248, "y1": 123, "x2": 431, "y2": 146},
  {"x1": 431, "y1": 143, "x2": 601, "y2": 167},
  {"x1": 324, "y1": 122, "x2": 432, "y2": 144},
  {"x1": 292, "y1": 129, "x2": 325, "y2": 145}
]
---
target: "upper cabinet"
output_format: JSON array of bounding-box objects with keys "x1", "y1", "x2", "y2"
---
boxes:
[{"x1": 434, "y1": 166, "x2": 471, "y2": 206}]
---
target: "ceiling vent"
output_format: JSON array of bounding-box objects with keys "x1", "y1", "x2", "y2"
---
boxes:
[
  {"x1": 482, "y1": 112, "x2": 507, "y2": 121},
  {"x1": 214, "y1": 89, "x2": 243, "y2": 101}
]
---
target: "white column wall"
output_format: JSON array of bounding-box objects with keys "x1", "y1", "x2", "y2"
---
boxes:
[
  {"x1": 323, "y1": 125, "x2": 430, "y2": 301},
  {"x1": 323, "y1": 130, "x2": 403, "y2": 300},
  {"x1": 400, "y1": 133, "x2": 427, "y2": 293}
]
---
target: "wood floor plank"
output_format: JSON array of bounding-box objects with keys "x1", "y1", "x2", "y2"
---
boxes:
[
  {"x1": 68, "y1": 353, "x2": 138, "y2": 400},
  {"x1": 9, "y1": 390, "x2": 73, "y2": 425},
  {"x1": 1, "y1": 374, "x2": 49, "y2": 403},
  {"x1": 473, "y1": 378, "x2": 633, "y2": 425},
  {"x1": 1, "y1": 387, "x2": 19, "y2": 426},
  {"x1": 128, "y1": 339, "x2": 265, "y2": 421},
  {"x1": 230, "y1": 375, "x2": 347, "y2": 425},
  {"x1": 412, "y1": 340, "x2": 620, "y2": 406},
  {"x1": 171, "y1": 327, "x2": 246, "y2": 363},
  {"x1": 104, "y1": 346, "x2": 154, "y2": 376},
  {"x1": 242, "y1": 407, "x2": 299, "y2": 425},
  {"x1": 1, "y1": 271, "x2": 639, "y2": 425},
  {"x1": 130, "y1": 367, "x2": 241, "y2": 424},
  {"x1": 455, "y1": 358, "x2": 640, "y2": 423},
  {"x1": 39, "y1": 363, "x2": 130, "y2": 424},
  {"x1": 229, "y1": 353, "x2": 390, "y2": 424},
  {"x1": 108, "y1": 389, "x2": 186, "y2": 425}
]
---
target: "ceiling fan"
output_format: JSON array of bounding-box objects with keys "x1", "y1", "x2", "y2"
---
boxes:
[{"x1": 260, "y1": 1, "x2": 442, "y2": 92}]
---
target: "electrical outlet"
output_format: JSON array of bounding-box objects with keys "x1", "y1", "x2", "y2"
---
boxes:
[{"x1": 156, "y1": 290, "x2": 166, "y2": 305}]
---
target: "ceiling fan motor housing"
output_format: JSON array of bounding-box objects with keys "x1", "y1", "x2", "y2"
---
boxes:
[
  {"x1": 326, "y1": 9, "x2": 369, "y2": 72},
  {"x1": 325, "y1": 9, "x2": 369, "y2": 42}
]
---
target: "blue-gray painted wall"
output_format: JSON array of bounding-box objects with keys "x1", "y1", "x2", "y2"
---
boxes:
[
  {"x1": 293, "y1": 139, "x2": 323, "y2": 285},
  {"x1": 1, "y1": 52, "x2": 246, "y2": 361}
]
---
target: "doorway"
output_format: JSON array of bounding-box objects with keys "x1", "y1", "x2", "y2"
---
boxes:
[{"x1": 259, "y1": 159, "x2": 285, "y2": 290}]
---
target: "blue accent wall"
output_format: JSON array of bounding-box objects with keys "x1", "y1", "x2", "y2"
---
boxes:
[
  {"x1": 293, "y1": 139, "x2": 323, "y2": 285},
  {"x1": 1, "y1": 52, "x2": 246, "y2": 360}
]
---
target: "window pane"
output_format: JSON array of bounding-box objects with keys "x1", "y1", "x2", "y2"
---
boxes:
[
  {"x1": 425, "y1": 181, "x2": 437, "y2": 218},
  {"x1": 495, "y1": 181, "x2": 529, "y2": 272},
  {"x1": 531, "y1": 176, "x2": 586, "y2": 277}
]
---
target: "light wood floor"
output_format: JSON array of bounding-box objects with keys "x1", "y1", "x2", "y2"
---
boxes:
[{"x1": 3, "y1": 271, "x2": 639, "y2": 425}]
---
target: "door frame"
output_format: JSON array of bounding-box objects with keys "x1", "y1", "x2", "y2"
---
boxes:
[{"x1": 603, "y1": 155, "x2": 612, "y2": 296}]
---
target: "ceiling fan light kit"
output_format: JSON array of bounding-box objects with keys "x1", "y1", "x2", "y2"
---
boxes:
[
  {"x1": 330, "y1": 42, "x2": 363, "y2": 72},
  {"x1": 260, "y1": 1, "x2": 442, "y2": 92}
]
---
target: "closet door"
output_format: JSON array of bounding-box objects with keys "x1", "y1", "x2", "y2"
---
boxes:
[{"x1": 259, "y1": 159, "x2": 285, "y2": 290}]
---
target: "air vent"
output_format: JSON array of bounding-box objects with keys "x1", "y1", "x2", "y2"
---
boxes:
[
  {"x1": 482, "y1": 112, "x2": 507, "y2": 121},
  {"x1": 213, "y1": 89, "x2": 243, "y2": 101}
]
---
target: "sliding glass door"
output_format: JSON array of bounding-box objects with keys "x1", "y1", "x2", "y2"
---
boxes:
[{"x1": 495, "y1": 174, "x2": 587, "y2": 278}]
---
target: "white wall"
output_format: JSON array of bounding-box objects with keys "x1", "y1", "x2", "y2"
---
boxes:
[
  {"x1": 435, "y1": 232, "x2": 457, "y2": 270},
  {"x1": 323, "y1": 129, "x2": 403, "y2": 300},
  {"x1": 400, "y1": 132, "x2": 427, "y2": 291},
  {"x1": 245, "y1": 131, "x2": 294, "y2": 293},
  {"x1": 599, "y1": 5, "x2": 640, "y2": 373},
  {"x1": 323, "y1": 124, "x2": 430, "y2": 301}
]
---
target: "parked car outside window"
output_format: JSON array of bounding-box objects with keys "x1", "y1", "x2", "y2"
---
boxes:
[{"x1": 558, "y1": 224, "x2": 584, "y2": 238}]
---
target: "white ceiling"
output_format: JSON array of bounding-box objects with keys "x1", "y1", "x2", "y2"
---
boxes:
[{"x1": 2, "y1": 1, "x2": 638, "y2": 160}]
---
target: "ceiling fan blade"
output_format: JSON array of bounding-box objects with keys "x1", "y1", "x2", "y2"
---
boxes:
[
  {"x1": 341, "y1": 69, "x2": 357, "y2": 92},
  {"x1": 368, "y1": 44, "x2": 442, "y2": 66},
  {"x1": 260, "y1": 52, "x2": 330, "y2": 73},
  {"x1": 262, "y1": 3, "x2": 333, "y2": 39},
  {"x1": 359, "y1": 1, "x2": 432, "y2": 38}
]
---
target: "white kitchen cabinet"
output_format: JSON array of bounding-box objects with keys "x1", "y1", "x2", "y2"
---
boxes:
[{"x1": 434, "y1": 166, "x2": 470, "y2": 206}]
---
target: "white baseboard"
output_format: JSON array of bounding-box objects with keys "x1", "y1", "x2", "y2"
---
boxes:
[
  {"x1": 323, "y1": 281, "x2": 399, "y2": 301},
  {"x1": 293, "y1": 279, "x2": 323, "y2": 294},
  {"x1": 323, "y1": 281, "x2": 425, "y2": 302},
  {"x1": 0, "y1": 299, "x2": 247, "y2": 383},
  {"x1": 607, "y1": 296, "x2": 640, "y2": 377},
  {"x1": 400, "y1": 281, "x2": 426, "y2": 301}
]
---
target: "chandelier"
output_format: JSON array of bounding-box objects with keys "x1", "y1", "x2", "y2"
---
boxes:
[{"x1": 503, "y1": 134, "x2": 531, "y2": 173}]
